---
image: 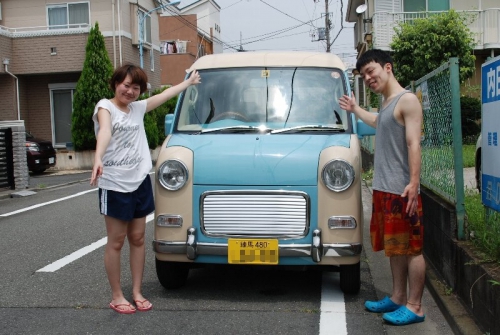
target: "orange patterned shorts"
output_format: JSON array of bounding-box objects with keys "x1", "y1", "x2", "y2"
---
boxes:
[{"x1": 370, "y1": 190, "x2": 424, "y2": 256}]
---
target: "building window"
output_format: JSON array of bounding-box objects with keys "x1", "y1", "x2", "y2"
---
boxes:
[
  {"x1": 403, "y1": 0, "x2": 449, "y2": 12},
  {"x1": 139, "y1": 10, "x2": 152, "y2": 45},
  {"x1": 47, "y1": 2, "x2": 90, "y2": 30},
  {"x1": 198, "y1": 44, "x2": 206, "y2": 58},
  {"x1": 150, "y1": 49, "x2": 154, "y2": 72}
]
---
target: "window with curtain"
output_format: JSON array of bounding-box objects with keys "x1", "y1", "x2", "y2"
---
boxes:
[
  {"x1": 47, "y1": 2, "x2": 90, "y2": 30},
  {"x1": 139, "y1": 10, "x2": 152, "y2": 45},
  {"x1": 403, "y1": 0, "x2": 449, "y2": 12},
  {"x1": 48, "y1": 6, "x2": 68, "y2": 29}
]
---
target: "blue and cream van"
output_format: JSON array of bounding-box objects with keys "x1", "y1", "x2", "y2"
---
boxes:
[{"x1": 153, "y1": 51, "x2": 375, "y2": 294}]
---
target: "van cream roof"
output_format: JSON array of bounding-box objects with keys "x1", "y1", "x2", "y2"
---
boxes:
[{"x1": 187, "y1": 52, "x2": 347, "y2": 71}]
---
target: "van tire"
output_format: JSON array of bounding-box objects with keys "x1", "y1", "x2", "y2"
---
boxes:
[
  {"x1": 155, "y1": 258, "x2": 189, "y2": 289},
  {"x1": 339, "y1": 262, "x2": 361, "y2": 294}
]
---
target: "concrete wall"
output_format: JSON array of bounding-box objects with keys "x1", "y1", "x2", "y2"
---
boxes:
[
  {"x1": 54, "y1": 146, "x2": 161, "y2": 170},
  {"x1": 11, "y1": 125, "x2": 28, "y2": 189},
  {"x1": 0, "y1": 121, "x2": 29, "y2": 190}
]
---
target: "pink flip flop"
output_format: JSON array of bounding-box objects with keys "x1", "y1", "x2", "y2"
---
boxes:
[
  {"x1": 134, "y1": 299, "x2": 153, "y2": 312},
  {"x1": 109, "y1": 302, "x2": 136, "y2": 314}
]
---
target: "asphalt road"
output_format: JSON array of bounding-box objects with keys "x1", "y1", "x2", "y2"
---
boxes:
[{"x1": 0, "y1": 170, "x2": 459, "y2": 335}]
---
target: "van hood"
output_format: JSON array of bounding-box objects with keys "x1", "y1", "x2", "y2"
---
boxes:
[{"x1": 167, "y1": 134, "x2": 351, "y2": 186}]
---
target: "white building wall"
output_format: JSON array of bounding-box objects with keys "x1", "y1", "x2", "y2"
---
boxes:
[{"x1": 179, "y1": 0, "x2": 222, "y2": 53}]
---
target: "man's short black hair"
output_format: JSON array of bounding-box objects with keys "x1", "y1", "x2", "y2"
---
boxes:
[{"x1": 356, "y1": 49, "x2": 393, "y2": 73}]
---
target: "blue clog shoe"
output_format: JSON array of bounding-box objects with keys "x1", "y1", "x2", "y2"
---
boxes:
[
  {"x1": 383, "y1": 305, "x2": 425, "y2": 325},
  {"x1": 365, "y1": 296, "x2": 400, "y2": 313}
]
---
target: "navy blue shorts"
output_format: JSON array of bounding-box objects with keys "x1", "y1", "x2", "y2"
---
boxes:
[{"x1": 98, "y1": 175, "x2": 155, "y2": 221}]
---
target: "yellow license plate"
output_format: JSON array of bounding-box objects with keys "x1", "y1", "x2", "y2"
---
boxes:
[{"x1": 228, "y1": 239, "x2": 279, "y2": 265}]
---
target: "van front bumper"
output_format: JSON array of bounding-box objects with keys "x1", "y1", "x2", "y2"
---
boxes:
[{"x1": 152, "y1": 227, "x2": 362, "y2": 263}]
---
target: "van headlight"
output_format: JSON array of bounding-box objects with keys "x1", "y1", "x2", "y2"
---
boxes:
[
  {"x1": 321, "y1": 159, "x2": 355, "y2": 192},
  {"x1": 158, "y1": 159, "x2": 188, "y2": 191}
]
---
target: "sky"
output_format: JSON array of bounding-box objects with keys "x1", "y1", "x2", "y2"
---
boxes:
[{"x1": 179, "y1": 0, "x2": 357, "y2": 67}]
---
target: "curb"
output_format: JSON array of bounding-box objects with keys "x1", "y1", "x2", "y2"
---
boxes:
[
  {"x1": 0, "y1": 177, "x2": 91, "y2": 201},
  {"x1": 425, "y1": 262, "x2": 483, "y2": 335}
]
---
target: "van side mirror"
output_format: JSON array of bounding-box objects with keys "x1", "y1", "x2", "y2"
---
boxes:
[
  {"x1": 356, "y1": 113, "x2": 377, "y2": 139},
  {"x1": 165, "y1": 114, "x2": 174, "y2": 135}
]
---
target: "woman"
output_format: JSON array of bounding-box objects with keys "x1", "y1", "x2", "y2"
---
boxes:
[{"x1": 90, "y1": 64, "x2": 201, "y2": 314}]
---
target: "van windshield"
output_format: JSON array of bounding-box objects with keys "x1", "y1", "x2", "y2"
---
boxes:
[{"x1": 176, "y1": 67, "x2": 350, "y2": 132}]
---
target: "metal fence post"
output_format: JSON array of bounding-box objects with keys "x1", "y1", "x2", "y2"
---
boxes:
[{"x1": 449, "y1": 57, "x2": 465, "y2": 240}]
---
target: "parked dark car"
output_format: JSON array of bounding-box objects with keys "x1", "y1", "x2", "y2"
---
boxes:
[{"x1": 26, "y1": 132, "x2": 56, "y2": 173}]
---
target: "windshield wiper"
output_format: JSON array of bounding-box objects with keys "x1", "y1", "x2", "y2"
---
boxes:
[
  {"x1": 199, "y1": 125, "x2": 273, "y2": 134},
  {"x1": 270, "y1": 125, "x2": 345, "y2": 134},
  {"x1": 203, "y1": 98, "x2": 216, "y2": 124}
]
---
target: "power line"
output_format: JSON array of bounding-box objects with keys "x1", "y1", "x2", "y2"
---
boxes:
[
  {"x1": 223, "y1": 14, "x2": 325, "y2": 50},
  {"x1": 222, "y1": 30, "x2": 312, "y2": 50},
  {"x1": 259, "y1": 0, "x2": 316, "y2": 28}
]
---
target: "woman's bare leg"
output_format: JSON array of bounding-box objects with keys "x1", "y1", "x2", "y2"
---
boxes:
[
  {"x1": 104, "y1": 215, "x2": 135, "y2": 312},
  {"x1": 128, "y1": 217, "x2": 151, "y2": 309}
]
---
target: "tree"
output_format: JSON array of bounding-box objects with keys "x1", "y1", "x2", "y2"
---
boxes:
[
  {"x1": 390, "y1": 10, "x2": 476, "y2": 87},
  {"x1": 71, "y1": 22, "x2": 114, "y2": 151}
]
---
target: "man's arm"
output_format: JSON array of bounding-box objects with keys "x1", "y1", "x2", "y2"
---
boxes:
[
  {"x1": 400, "y1": 93, "x2": 423, "y2": 215},
  {"x1": 338, "y1": 92, "x2": 378, "y2": 128}
]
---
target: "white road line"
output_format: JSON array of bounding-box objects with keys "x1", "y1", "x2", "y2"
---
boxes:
[
  {"x1": 0, "y1": 189, "x2": 98, "y2": 217},
  {"x1": 1, "y1": 172, "x2": 155, "y2": 218},
  {"x1": 36, "y1": 237, "x2": 107, "y2": 272},
  {"x1": 37, "y1": 213, "x2": 155, "y2": 272},
  {"x1": 319, "y1": 272, "x2": 347, "y2": 335}
]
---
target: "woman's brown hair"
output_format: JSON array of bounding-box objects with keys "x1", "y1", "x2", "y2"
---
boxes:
[{"x1": 109, "y1": 63, "x2": 148, "y2": 94}]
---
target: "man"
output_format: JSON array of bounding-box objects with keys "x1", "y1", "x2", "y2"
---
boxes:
[{"x1": 339, "y1": 49, "x2": 425, "y2": 325}]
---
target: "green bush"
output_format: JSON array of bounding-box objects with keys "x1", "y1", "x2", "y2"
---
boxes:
[
  {"x1": 144, "y1": 112, "x2": 159, "y2": 149},
  {"x1": 391, "y1": 10, "x2": 476, "y2": 87},
  {"x1": 149, "y1": 87, "x2": 178, "y2": 145},
  {"x1": 461, "y1": 96, "x2": 481, "y2": 144},
  {"x1": 462, "y1": 145, "x2": 476, "y2": 168},
  {"x1": 138, "y1": 87, "x2": 178, "y2": 148},
  {"x1": 465, "y1": 190, "x2": 500, "y2": 263}
]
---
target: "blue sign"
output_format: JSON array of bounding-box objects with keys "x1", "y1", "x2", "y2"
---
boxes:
[{"x1": 481, "y1": 56, "x2": 500, "y2": 211}]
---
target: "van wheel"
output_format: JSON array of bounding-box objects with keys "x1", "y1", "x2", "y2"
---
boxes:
[
  {"x1": 155, "y1": 258, "x2": 189, "y2": 289},
  {"x1": 339, "y1": 262, "x2": 361, "y2": 294}
]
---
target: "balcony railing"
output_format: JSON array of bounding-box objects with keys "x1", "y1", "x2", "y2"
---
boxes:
[
  {"x1": 0, "y1": 24, "x2": 90, "y2": 38},
  {"x1": 371, "y1": 8, "x2": 500, "y2": 51}
]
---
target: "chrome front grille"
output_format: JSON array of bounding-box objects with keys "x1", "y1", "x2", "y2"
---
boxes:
[{"x1": 201, "y1": 191, "x2": 309, "y2": 238}]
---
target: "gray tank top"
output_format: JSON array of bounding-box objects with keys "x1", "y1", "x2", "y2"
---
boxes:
[{"x1": 372, "y1": 90, "x2": 412, "y2": 195}]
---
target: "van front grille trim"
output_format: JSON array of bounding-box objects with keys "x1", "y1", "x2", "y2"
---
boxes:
[{"x1": 200, "y1": 191, "x2": 310, "y2": 238}]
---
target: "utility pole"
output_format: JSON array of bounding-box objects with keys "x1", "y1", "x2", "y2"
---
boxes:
[{"x1": 325, "y1": 0, "x2": 331, "y2": 52}]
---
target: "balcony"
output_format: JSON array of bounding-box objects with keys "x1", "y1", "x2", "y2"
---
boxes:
[
  {"x1": 0, "y1": 23, "x2": 90, "y2": 38},
  {"x1": 370, "y1": 8, "x2": 500, "y2": 51}
]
